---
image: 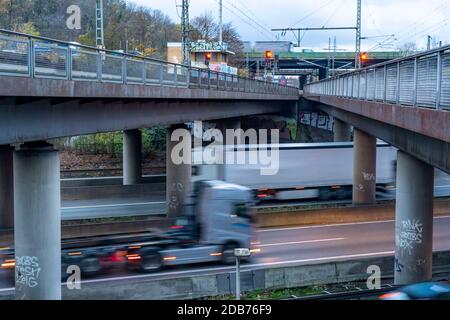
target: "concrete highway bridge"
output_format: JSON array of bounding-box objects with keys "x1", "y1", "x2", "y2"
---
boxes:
[
  {"x1": 1, "y1": 29, "x2": 450, "y2": 299},
  {"x1": 303, "y1": 44, "x2": 450, "y2": 287}
]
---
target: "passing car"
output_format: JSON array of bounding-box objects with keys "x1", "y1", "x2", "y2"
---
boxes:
[{"x1": 379, "y1": 282, "x2": 450, "y2": 300}]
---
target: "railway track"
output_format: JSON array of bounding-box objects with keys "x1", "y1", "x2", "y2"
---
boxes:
[{"x1": 287, "y1": 275, "x2": 450, "y2": 300}]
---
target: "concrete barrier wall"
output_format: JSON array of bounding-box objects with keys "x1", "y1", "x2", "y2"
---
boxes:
[
  {"x1": 62, "y1": 183, "x2": 165, "y2": 201},
  {"x1": 257, "y1": 199, "x2": 450, "y2": 228},
  {"x1": 62, "y1": 251, "x2": 450, "y2": 300}
]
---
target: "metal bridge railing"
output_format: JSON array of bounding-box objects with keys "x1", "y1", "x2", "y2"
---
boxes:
[
  {"x1": 304, "y1": 45, "x2": 450, "y2": 110},
  {"x1": 0, "y1": 29, "x2": 298, "y2": 97}
]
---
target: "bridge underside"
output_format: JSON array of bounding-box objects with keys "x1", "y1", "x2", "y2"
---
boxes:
[
  {"x1": 0, "y1": 76, "x2": 298, "y2": 145},
  {"x1": 0, "y1": 96, "x2": 296, "y2": 145},
  {"x1": 302, "y1": 97, "x2": 450, "y2": 175}
]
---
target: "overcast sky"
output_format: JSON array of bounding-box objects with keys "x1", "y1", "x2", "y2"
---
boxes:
[{"x1": 129, "y1": 0, "x2": 450, "y2": 51}]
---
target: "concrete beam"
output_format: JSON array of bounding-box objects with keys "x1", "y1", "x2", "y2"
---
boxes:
[
  {"x1": 0, "y1": 99, "x2": 295, "y2": 145},
  {"x1": 0, "y1": 77, "x2": 299, "y2": 102},
  {"x1": 0, "y1": 146, "x2": 14, "y2": 230},
  {"x1": 395, "y1": 151, "x2": 434, "y2": 285},
  {"x1": 304, "y1": 95, "x2": 450, "y2": 143},
  {"x1": 166, "y1": 125, "x2": 192, "y2": 218},
  {"x1": 334, "y1": 118, "x2": 352, "y2": 142},
  {"x1": 353, "y1": 129, "x2": 377, "y2": 205},
  {"x1": 123, "y1": 130, "x2": 142, "y2": 185},
  {"x1": 14, "y1": 142, "x2": 61, "y2": 300}
]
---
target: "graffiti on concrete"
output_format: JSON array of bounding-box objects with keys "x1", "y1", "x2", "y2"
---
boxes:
[
  {"x1": 398, "y1": 219, "x2": 423, "y2": 254},
  {"x1": 15, "y1": 256, "x2": 41, "y2": 288}
]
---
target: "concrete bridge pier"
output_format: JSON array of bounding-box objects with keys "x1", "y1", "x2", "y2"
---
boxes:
[
  {"x1": 123, "y1": 129, "x2": 142, "y2": 185},
  {"x1": 352, "y1": 129, "x2": 377, "y2": 205},
  {"x1": 0, "y1": 145, "x2": 14, "y2": 230},
  {"x1": 14, "y1": 142, "x2": 61, "y2": 300},
  {"x1": 166, "y1": 124, "x2": 192, "y2": 218},
  {"x1": 334, "y1": 118, "x2": 352, "y2": 142},
  {"x1": 394, "y1": 151, "x2": 434, "y2": 285}
]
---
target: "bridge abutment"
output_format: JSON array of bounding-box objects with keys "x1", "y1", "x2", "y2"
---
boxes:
[
  {"x1": 0, "y1": 145, "x2": 14, "y2": 230},
  {"x1": 166, "y1": 124, "x2": 192, "y2": 218},
  {"x1": 123, "y1": 129, "x2": 142, "y2": 185},
  {"x1": 352, "y1": 129, "x2": 377, "y2": 205},
  {"x1": 394, "y1": 151, "x2": 434, "y2": 285},
  {"x1": 333, "y1": 118, "x2": 352, "y2": 142},
  {"x1": 14, "y1": 142, "x2": 61, "y2": 300}
]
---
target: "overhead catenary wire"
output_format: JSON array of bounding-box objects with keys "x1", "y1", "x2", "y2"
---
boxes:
[
  {"x1": 215, "y1": 0, "x2": 274, "y2": 40},
  {"x1": 222, "y1": 0, "x2": 274, "y2": 39}
]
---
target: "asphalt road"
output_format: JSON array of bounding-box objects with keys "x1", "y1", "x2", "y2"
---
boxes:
[
  {"x1": 59, "y1": 170, "x2": 450, "y2": 220},
  {"x1": 2, "y1": 216, "x2": 450, "y2": 293}
]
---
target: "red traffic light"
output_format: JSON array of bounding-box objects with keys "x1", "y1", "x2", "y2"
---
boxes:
[
  {"x1": 265, "y1": 50, "x2": 274, "y2": 60},
  {"x1": 360, "y1": 52, "x2": 369, "y2": 61},
  {"x1": 205, "y1": 52, "x2": 212, "y2": 60}
]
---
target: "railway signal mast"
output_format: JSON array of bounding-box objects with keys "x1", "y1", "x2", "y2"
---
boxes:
[
  {"x1": 180, "y1": 0, "x2": 191, "y2": 66},
  {"x1": 218, "y1": 0, "x2": 223, "y2": 45},
  {"x1": 96, "y1": 0, "x2": 105, "y2": 49},
  {"x1": 355, "y1": 0, "x2": 362, "y2": 68}
]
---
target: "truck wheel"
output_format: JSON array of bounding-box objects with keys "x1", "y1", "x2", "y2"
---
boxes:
[
  {"x1": 221, "y1": 243, "x2": 237, "y2": 265},
  {"x1": 141, "y1": 252, "x2": 162, "y2": 273},
  {"x1": 80, "y1": 256, "x2": 102, "y2": 276}
]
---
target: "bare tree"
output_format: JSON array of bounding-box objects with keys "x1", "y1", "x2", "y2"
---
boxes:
[
  {"x1": 398, "y1": 42, "x2": 418, "y2": 57},
  {"x1": 191, "y1": 13, "x2": 218, "y2": 42}
]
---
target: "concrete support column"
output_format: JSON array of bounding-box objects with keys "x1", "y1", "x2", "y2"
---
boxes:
[
  {"x1": 14, "y1": 142, "x2": 61, "y2": 300},
  {"x1": 352, "y1": 129, "x2": 377, "y2": 205},
  {"x1": 166, "y1": 124, "x2": 192, "y2": 218},
  {"x1": 123, "y1": 129, "x2": 142, "y2": 185},
  {"x1": 0, "y1": 145, "x2": 14, "y2": 230},
  {"x1": 394, "y1": 151, "x2": 434, "y2": 285},
  {"x1": 334, "y1": 118, "x2": 352, "y2": 142}
]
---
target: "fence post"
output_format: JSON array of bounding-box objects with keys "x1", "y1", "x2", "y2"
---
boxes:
[
  {"x1": 28, "y1": 37, "x2": 35, "y2": 78},
  {"x1": 436, "y1": 51, "x2": 442, "y2": 110},
  {"x1": 413, "y1": 57, "x2": 418, "y2": 107},
  {"x1": 122, "y1": 55, "x2": 127, "y2": 84},
  {"x1": 159, "y1": 62, "x2": 164, "y2": 86},
  {"x1": 67, "y1": 46, "x2": 72, "y2": 81},
  {"x1": 142, "y1": 59, "x2": 146, "y2": 85}
]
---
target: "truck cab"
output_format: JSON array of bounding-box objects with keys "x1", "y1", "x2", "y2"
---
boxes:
[{"x1": 126, "y1": 180, "x2": 257, "y2": 272}]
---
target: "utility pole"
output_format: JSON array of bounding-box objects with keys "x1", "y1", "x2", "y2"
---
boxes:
[
  {"x1": 219, "y1": 0, "x2": 223, "y2": 45},
  {"x1": 332, "y1": 36, "x2": 337, "y2": 75},
  {"x1": 355, "y1": 0, "x2": 362, "y2": 68},
  {"x1": 96, "y1": 0, "x2": 105, "y2": 49},
  {"x1": 181, "y1": 0, "x2": 191, "y2": 66},
  {"x1": 327, "y1": 37, "x2": 331, "y2": 77}
]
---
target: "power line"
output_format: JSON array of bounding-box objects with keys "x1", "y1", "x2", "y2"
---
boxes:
[
  {"x1": 222, "y1": 0, "x2": 274, "y2": 39},
  {"x1": 216, "y1": 0, "x2": 273, "y2": 40},
  {"x1": 289, "y1": 0, "x2": 336, "y2": 28},
  {"x1": 322, "y1": 0, "x2": 346, "y2": 28},
  {"x1": 235, "y1": 0, "x2": 273, "y2": 32}
]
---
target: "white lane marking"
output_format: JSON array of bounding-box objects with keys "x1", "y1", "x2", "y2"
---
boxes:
[
  {"x1": 258, "y1": 238, "x2": 345, "y2": 248},
  {"x1": 258, "y1": 215, "x2": 450, "y2": 233},
  {"x1": 64, "y1": 250, "x2": 396, "y2": 286},
  {"x1": 62, "y1": 202, "x2": 165, "y2": 210}
]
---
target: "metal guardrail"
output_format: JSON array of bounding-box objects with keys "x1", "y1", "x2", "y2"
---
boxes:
[
  {"x1": 304, "y1": 45, "x2": 450, "y2": 110},
  {"x1": 0, "y1": 29, "x2": 298, "y2": 96}
]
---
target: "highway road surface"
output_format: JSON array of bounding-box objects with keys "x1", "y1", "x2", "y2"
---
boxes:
[
  {"x1": 59, "y1": 170, "x2": 450, "y2": 220},
  {"x1": 2, "y1": 216, "x2": 450, "y2": 293}
]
